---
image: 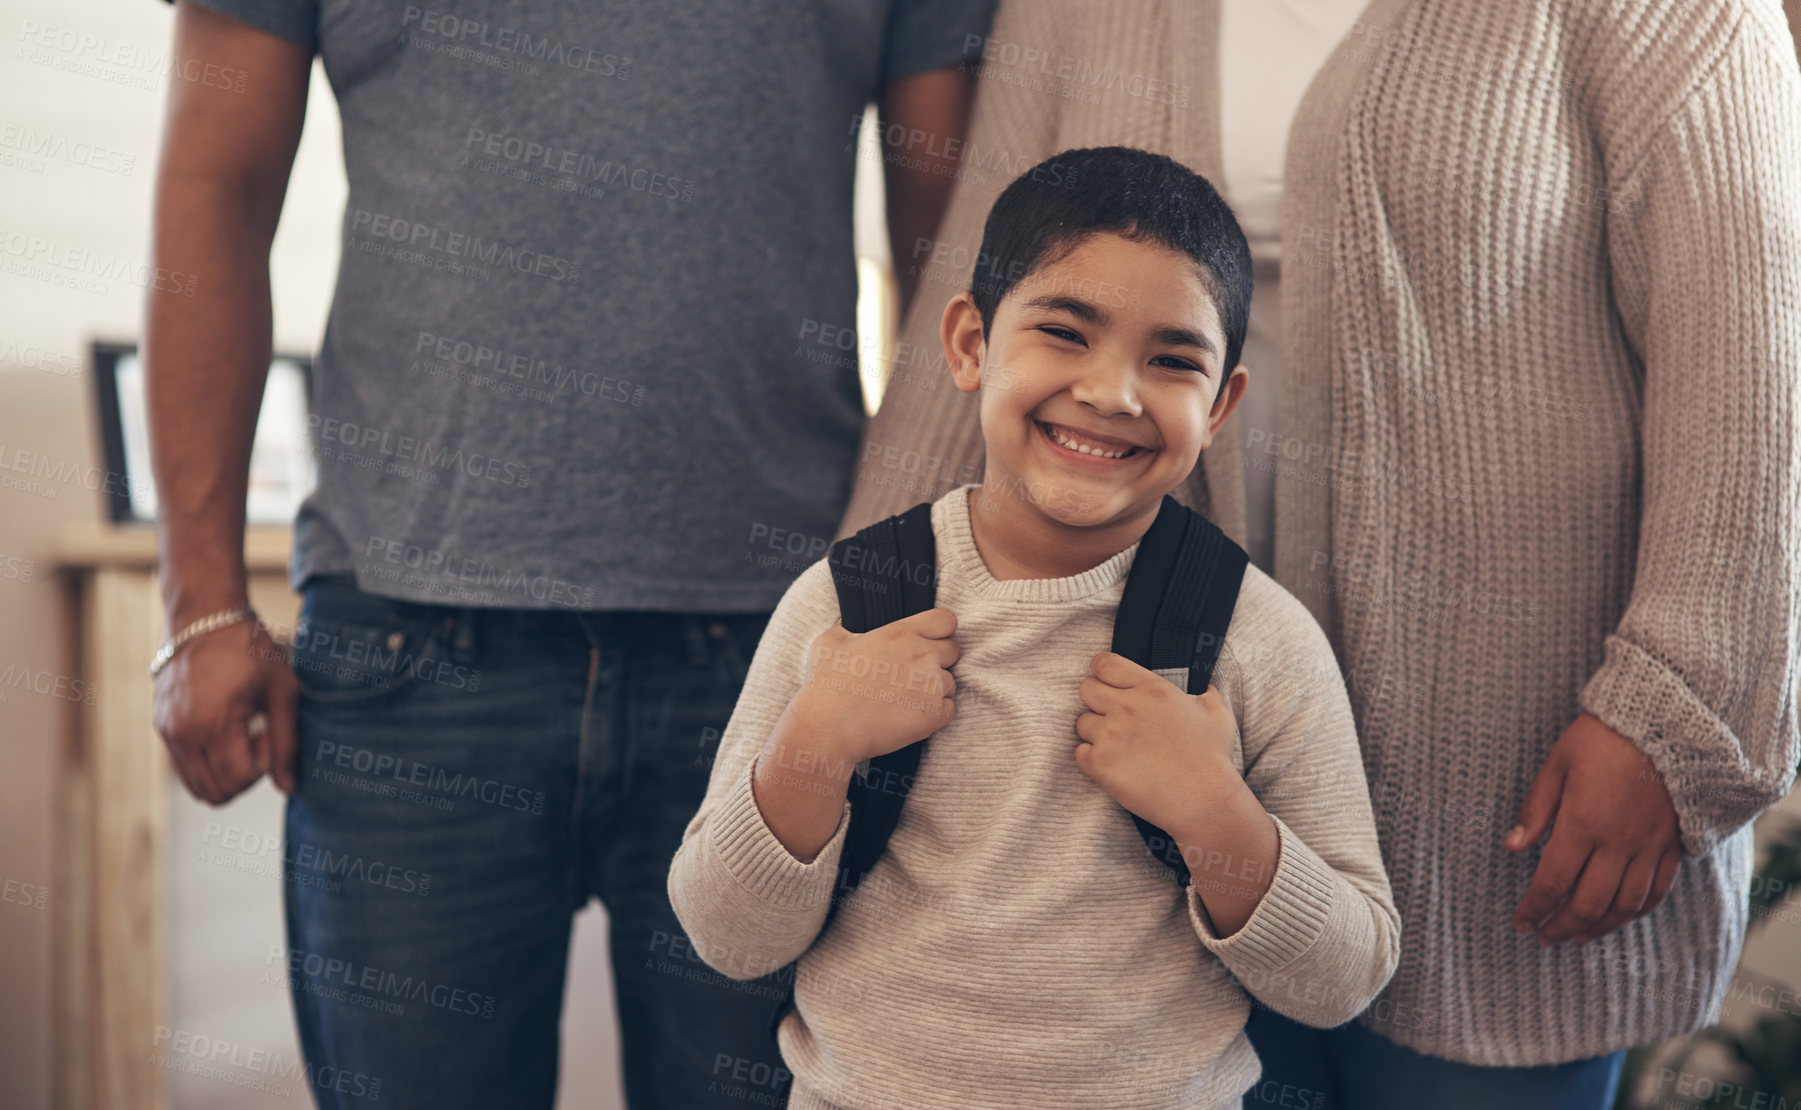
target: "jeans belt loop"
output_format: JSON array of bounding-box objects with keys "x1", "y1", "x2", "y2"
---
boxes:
[
  {"x1": 683, "y1": 618, "x2": 711, "y2": 667},
  {"x1": 450, "y1": 607, "x2": 477, "y2": 665}
]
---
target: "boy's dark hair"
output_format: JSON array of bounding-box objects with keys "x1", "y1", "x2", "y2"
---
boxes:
[{"x1": 969, "y1": 146, "x2": 1252, "y2": 380}]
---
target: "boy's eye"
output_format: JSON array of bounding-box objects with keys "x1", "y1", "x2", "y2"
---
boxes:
[
  {"x1": 1153, "y1": 355, "x2": 1205, "y2": 374},
  {"x1": 1037, "y1": 324, "x2": 1083, "y2": 344}
]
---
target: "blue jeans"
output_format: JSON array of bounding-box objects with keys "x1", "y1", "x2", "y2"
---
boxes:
[
  {"x1": 281, "y1": 574, "x2": 791, "y2": 1108},
  {"x1": 1243, "y1": 1006, "x2": 1625, "y2": 1110}
]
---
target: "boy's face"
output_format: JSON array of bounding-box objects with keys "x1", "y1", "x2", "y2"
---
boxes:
[{"x1": 943, "y1": 231, "x2": 1248, "y2": 531}]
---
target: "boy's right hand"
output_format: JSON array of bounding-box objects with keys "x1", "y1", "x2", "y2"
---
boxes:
[{"x1": 794, "y1": 607, "x2": 960, "y2": 765}]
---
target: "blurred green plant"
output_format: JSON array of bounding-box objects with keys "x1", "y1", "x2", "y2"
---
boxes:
[{"x1": 1615, "y1": 812, "x2": 1801, "y2": 1110}]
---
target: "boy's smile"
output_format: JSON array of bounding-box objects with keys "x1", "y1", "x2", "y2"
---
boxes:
[
  {"x1": 1036, "y1": 418, "x2": 1148, "y2": 462},
  {"x1": 942, "y1": 231, "x2": 1247, "y2": 579}
]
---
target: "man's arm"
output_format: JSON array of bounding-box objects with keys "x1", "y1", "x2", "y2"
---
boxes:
[
  {"x1": 878, "y1": 66, "x2": 977, "y2": 321},
  {"x1": 146, "y1": 0, "x2": 312, "y2": 803},
  {"x1": 836, "y1": 0, "x2": 1052, "y2": 540}
]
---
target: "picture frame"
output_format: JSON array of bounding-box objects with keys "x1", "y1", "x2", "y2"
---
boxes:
[{"x1": 89, "y1": 340, "x2": 316, "y2": 525}]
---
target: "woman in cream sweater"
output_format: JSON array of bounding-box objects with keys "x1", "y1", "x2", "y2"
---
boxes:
[{"x1": 837, "y1": 0, "x2": 1801, "y2": 1106}]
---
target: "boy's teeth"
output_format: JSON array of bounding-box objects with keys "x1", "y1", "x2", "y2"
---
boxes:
[{"x1": 1047, "y1": 423, "x2": 1129, "y2": 459}]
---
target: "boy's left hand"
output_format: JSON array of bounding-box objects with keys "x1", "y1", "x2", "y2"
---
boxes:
[{"x1": 1073, "y1": 651, "x2": 1238, "y2": 835}]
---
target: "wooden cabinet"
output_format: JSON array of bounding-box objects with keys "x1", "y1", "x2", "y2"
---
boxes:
[{"x1": 50, "y1": 525, "x2": 299, "y2": 1110}]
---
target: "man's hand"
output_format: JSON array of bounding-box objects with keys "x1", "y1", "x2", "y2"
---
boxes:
[
  {"x1": 1073, "y1": 651, "x2": 1238, "y2": 832},
  {"x1": 146, "y1": 3, "x2": 311, "y2": 806},
  {"x1": 152, "y1": 619, "x2": 300, "y2": 805},
  {"x1": 1508, "y1": 712, "x2": 1684, "y2": 944}
]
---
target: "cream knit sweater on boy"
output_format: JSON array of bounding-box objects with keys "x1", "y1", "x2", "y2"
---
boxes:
[
  {"x1": 840, "y1": 0, "x2": 1801, "y2": 1066},
  {"x1": 669, "y1": 485, "x2": 1399, "y2": 1110}
]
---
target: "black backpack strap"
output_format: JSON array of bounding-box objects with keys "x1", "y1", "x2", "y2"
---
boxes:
[
  {"x1": 766, "y1": 500, "x2": 938, "y2": 1044},
  {"x1": 831, "y1": 499, "x2": 938, "y2": 909},
  {"x1": 1110, "y1": 494, "x2": 1249, "y2": 886}
]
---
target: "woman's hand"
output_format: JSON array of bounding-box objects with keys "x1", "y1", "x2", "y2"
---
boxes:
[{"x1": 1508, "y1": 713, "x2": 1684, "y2": 944}]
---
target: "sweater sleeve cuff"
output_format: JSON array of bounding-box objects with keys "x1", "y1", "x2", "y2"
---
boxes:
[
  {"x1": 707, "y1": 756, "x2": 852, "y2": 911},
  {"x1": 1578, "y1": 632, "x2": 1768, "y2": 858},
  {"x1": 1188, "y1": 815, "x2": 1335, "y2": 974}
]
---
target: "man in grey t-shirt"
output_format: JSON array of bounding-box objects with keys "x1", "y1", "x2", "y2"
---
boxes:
[{"x1": 144, "y1": 1, "x2": 993, "y2": 1105}]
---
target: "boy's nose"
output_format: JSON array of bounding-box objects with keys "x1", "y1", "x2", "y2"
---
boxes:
[{"x1": 1066, "y1": 367, "x2": 1143, "y2": 418}]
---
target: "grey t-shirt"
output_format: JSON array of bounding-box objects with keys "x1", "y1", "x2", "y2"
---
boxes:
[{"x1": 173, "y1": 0, "x2": 995, "y2": 611}]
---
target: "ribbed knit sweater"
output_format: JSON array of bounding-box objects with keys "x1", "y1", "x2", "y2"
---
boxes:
[
  {"x1": 839, "y1": 0, "x2": 1801, "y2": 1067},
  {"x1": 668, "y1": 484, "x2": 1400, "y2": 1110}
]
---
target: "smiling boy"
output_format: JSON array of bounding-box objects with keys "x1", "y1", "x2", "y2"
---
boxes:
[{"x1": 667, "y1": 147, "x2": 1399, "y2": 1110}]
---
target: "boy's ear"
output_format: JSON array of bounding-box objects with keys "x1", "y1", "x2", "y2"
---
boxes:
[
  {"x1": 941, "y1": 291, "x2": 986, "y2": 394},
  {"x1": 1202, "y1": 363, "x2": 1250, "y2": 444}
]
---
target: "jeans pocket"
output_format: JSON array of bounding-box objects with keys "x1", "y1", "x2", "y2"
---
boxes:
[{"x1": 291, "y1": 577, "x2": 452, "y2": 706}]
